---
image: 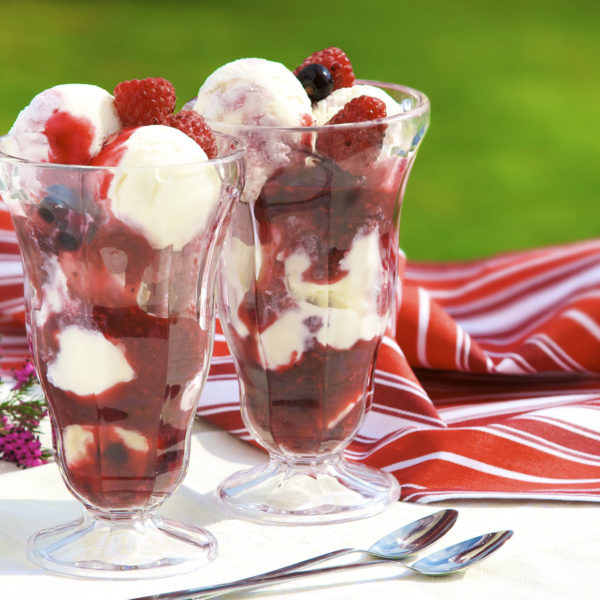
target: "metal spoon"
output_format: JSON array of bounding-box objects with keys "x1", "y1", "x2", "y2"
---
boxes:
[
  {"x1": 131, "y1": 529, "x2": 512, "y2": 600},
  {"x1": 130, "y1": 509, "x2": 457, "y2": 600},
  {"x1": 402, "y1": 529, "x2": 513, "y2": 575},
  {"x1": 245, "y1": 508, "x2": 459, "y2": 579}
]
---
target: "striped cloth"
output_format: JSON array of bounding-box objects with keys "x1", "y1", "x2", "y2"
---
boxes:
[
  {"x1": 200, "y1": 239, "x2": 600, "y2": 503},
  {"x1": 2, "y1": 200, "x2": 600, "y2": 501}
]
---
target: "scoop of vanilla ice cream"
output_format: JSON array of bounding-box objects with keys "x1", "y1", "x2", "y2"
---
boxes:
[
  {"x1": 3, "y1": 84, "x2": 121, "y2": 164},
  {"x1": 47, "y1": 326, "x2": 135, "y2": 395},
  {"x1": 259, "y1": 230, "x2": 386, "y2": 369},
  {"x1": 94, "y1": 125, "x2": 221, "y2": 251},
  {"x1": 194, "y1": 58, "x2": 313, "y2": 203},
  {"x1": 194, "y1": 58, "x2": 312, "y2": 128},
  {"x1": 62, "y1": 425, "x2": 95, "y2": 468}
]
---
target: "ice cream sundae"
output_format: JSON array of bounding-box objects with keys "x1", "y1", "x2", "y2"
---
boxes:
[
  {"x1": 0, "y1": 76, "x2": 244, "y2": 576},
  {"x1": 195, "y1": 47, "x2": 430, "y2": 522}
]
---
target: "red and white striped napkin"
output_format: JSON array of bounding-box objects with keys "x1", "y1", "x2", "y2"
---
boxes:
[{"x1": 2, "y1": 198, "x2": 600, "y2": 502}]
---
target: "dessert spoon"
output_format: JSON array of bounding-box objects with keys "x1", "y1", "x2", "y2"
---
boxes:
[
  {"x1": 238, "y1": 507, "x2": 459, "y2": 579},
  {"x1": 131, "y1": 508, "x2": 458, "y2": 600},
  {"x1": 131, "y1": 529, "x2": 512, "y2": 600}
]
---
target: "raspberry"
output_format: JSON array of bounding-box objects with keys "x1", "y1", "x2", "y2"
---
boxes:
[
  {"x1": 327, "y1": 95, "x2": 387, "y2": 125},
  {"x1": 316, "y1": 95, "x2": 387, "y2": 175},
  {"x1": 294, "y1": 47, "x2": 355, "y2": 91},
  {"x1": 113, "y1": 77, "x2": 176, "y2": 127},
  {"x1": 167, "y1": 110, "x2": 218, "y2": 158}
]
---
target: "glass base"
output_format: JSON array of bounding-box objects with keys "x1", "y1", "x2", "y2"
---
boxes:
[
  {"x1": 217, "y1": 455, "x2": 400, "y2": 525},
  {"x1": 27, "y1": 510, "x2": 217, "y2": 580}
]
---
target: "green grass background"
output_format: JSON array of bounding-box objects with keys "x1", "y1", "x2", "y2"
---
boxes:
[{"x1": 2, "y1": 0, "x2": 598, "y2": 261}]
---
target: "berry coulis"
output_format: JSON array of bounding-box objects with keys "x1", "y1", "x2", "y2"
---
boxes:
[
  {"x1": 44, "y1": 111, "x2": 96, "y2": 165},
  {"x1": 224, "y1": 156, "x2": 407, "y2": 457},
  {"x1": 13, "y1": 198, "x2": 208, "y2": 510}
]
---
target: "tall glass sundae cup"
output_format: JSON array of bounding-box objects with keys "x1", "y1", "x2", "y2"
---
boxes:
[
  {"x1": 0, "y1": 133, "x2": 244, "y2": 577},
  {"x1": 214, "y1": 81, "x2": 430, "y2": 524}
]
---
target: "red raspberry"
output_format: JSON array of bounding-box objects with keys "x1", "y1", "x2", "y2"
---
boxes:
[
  {"x1": 294, "y1": 47, "x2": 355, "y2": 91},
  {"x1": 316, "y1": 95, "x2": 387, "y2": 175},
  {"x1": 113, "y1": 77, "x2": 176, "y2": 127},
  {"x1": 167, "y1": 110, "x2": 218, "y2": 159}
]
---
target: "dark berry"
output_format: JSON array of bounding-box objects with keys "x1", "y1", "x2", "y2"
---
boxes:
[
  {"x1": 294, "y1": 47, "x2": 355, "y2": 91},
  {"x1": 113, "y1": 77, "x2": 176, "y2": 127},
  {"x1": 102, "y1": 443, "x2": 129, "y2": 466},
  {"x1": 57, "y1": 207, "x2": 89, "y2": 250},
  {"x1": 37, "y1": 184, "x2": 77, "y2": 224},
  {"x1": 56, "y1": 230, "x2": 81, "y2": 251},
  {"x1": 35, "y1": 185, "x2": 91, "y2": 252},
  {"x1": 296, "y1": 64, "x2": 334, "y2": 102},
  {"x1": 37, "y1": 196, "x2": 66, "y2": 224}
]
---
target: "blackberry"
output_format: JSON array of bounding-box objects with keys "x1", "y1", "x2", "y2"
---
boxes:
[
  {"x1": 36, "y1": 185, "x2": 88, "y2": 252},
  {"x1": 37, "y1": 196, "x2": 67, "y2": 225},
  {"x1": 37, "y1": 184, "x2": 76, "y2": 225},
  {"x1": 56, "y1": 230, "x2": 82, "y2": 251}
]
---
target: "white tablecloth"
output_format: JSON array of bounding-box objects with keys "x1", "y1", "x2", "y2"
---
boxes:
[{"x1": 0, "y1": 419, "x2": 598, "y2": 599}]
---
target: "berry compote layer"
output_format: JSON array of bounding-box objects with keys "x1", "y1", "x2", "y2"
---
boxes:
[
  {"x1": 220, "y1": 153, "x2": 407, "y2": 458},
  {"x1": 13, "y1": 188, "x2": 211, "y2": 511}
]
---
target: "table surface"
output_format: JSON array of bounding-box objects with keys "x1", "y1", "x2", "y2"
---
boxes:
[{"x1": 1, "y1": 419, "x2": 599, "y2": 600}]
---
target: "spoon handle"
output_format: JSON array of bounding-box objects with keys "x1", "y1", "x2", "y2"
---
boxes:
[
  {"x1": 230, "y1": 547, "x2": 355, "y2": 580},
  {"x1": 129, "y1": 558, "x2": 390, "y2": 600}
]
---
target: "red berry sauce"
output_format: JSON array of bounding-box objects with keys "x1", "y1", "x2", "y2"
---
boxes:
[
  {"x1": 44, "y1": 111, "x2": 96, "y2": 165},
  {"x1": 13, "y1": 192, "x2": 210, "y2": 511},
  {"x1": 222, "y1": 156, "x2": 407, "y2": 457}
]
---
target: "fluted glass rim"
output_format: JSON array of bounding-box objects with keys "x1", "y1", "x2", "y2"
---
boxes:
[
  {"x1": 0, "y1": 131, "x2": 246, "y2": 171},
  {"x1": 195, "y1": 79, "x2": 430, "y2": 133}
]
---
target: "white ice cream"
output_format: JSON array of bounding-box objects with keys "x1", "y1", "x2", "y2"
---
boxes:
[
  {"x1": 194, "y1": 58, "x2": 313, "y2": 203},
  {"x1": 109, "y1": 426, "x2": 149, "y2": 453},
  {"x1": 258, "y1": 230, "x2": 386, "y2": 369},
  {"x1": 98, "y1": 125, "x2": 220, "y2": 251},
  {"x1": 35, "y1": 255, "x2": 69, "y2": 327},
  {"x1": 3, "y1": 84, "x2": 121, "y2": 163},
  {"x1": 220, "y1": 236, "x2": 256, "y2": 337},
  {"x1": 47, "y1": 326, "x2": 135, "y2": 395},
  {"x1": 62, "y1": 424, "x2": 149, "y2": 469},
  {"x1": 62, "y1": 424, "x2": 95, "y2": 468},
  {"x1": 194, "y1": 58, "x2": 312, "y2": 128}
]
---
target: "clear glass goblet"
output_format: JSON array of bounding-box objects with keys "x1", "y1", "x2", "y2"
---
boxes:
[
  {"x1": 215, "y1": 81, "x2": 430, "y2": 524},
  {"x1": 0, "y1": 133, "x2": 244, "y2": 577}
]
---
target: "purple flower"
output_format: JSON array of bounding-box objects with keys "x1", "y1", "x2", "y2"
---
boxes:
[
  {"x1": 12, "y1": 360, "x2": 36, "y2": 390},
  {"x1": 1, "y1": 359, "x2": 49, "y2": 468},
  {"x1": 0, "y1": 425, "x2": 47, "y2": 468}
]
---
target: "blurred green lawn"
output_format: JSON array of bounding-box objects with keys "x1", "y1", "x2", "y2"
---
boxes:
[{"x1": 2, "y1": 0, "x2": 598, "y2": 260}]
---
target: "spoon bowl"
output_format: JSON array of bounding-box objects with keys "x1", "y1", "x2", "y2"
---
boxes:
[
  {"x1": 408, "y1": 529, "x2": 514, "y2": 575},
  {"x1": 368, "y1": 508, "x2": 459, "y2": 559}
]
